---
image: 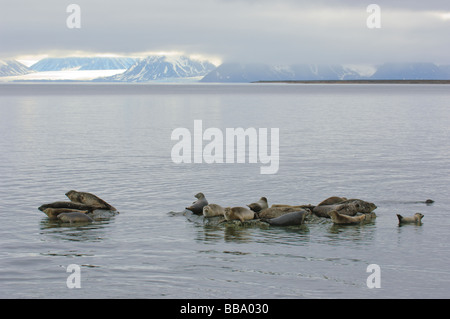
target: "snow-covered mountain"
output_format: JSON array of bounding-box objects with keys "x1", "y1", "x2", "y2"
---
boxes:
[
  {"x1": 200, "y1": 63, "x2": 366, "y2": 82},
  {"x1": 0, "y1": 60, "x2": 33, "y2": 77},
  {"x1": 99, "y1": 55, "x2": 217, "y2": 82},
  {"x1": 370, "y1": 63, "x2": 450, "y2": 80},
  {"x1": 30, "y1": 57, "x2": 138, "y2": 71},
  {"x1": 200, "y1": 62, "x2": 450, "y2": 82}
]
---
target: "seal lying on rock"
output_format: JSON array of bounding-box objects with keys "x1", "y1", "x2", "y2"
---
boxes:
[
  {"x1": 224, "y1": 207, "x2": 255, "y2": 222},
  {"x1": 42, "y1": 208, "x2": 88, "y2": 220},
  {"x1": 258, "y1": 207, "x2": 301, "y2": 219},
  {"x1": 39, "y1": 201, "x2": 99, "y2": 213},
  {"x1": 186, "y1": 192, "x2": 208, "y2": 215},
  {"x1": 328, "y1": 210, "x2": 366, "y2": 225},
  {"x1": 57, "y1": 212, "x2": 93, "y2": 224},
  {"x1": 247, "y1": 197, "x2": 268, "y2": 212},
  {"x1": 313, "y1": 199, "x2": 377, "y2": 218},
  {"x1": 397, "y1": 213, "x2": 424, "y2": 225},
  {"x1": 65, "y1": 190, "x2": 117, "y2": 211},
  {"x1": 262, "y1": 210, "x2": 309, "y2": 226},
  {"x1": 203, "y1": 204, "x2": 225, "y2": 217},
  {"x1": 317, "y1": 196, "x2": 347, "y2": 206}
]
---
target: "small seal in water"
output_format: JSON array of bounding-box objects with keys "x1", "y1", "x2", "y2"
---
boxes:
[
  {"x1": 186, "y1": 192, "x2": 208, "y2": 215},
  {"x1": 57, "y1": 212, "x2": 93, "y2": 224},
  {"x1": 203, "y1": 204, "x2": 226, "y2": 217},
  {"x1": 397, "y1": 213, "x2": 424, "y2": 225},
  {"x1": 65, "y1": 190, "x2": 117, "y2": 211},
  {"x1": 224, "y1": 207, "x2": 255, "y2": 222},
  {"x1": 262, "y1": 210, "x2": 308, "y2": 226},
  {"x1": 247, "y1": 197, "x2": 268, "y2": 212}
]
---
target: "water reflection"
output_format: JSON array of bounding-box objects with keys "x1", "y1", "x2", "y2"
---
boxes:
[{"x1": 39, "y1": 217, "x2": 115, "y2": 242}]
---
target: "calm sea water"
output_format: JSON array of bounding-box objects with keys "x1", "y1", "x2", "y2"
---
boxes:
[{"x1": 0, "y1": 83, "x2": 449, "y2": 299}]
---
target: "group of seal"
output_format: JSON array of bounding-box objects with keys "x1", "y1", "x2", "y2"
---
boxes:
[
  {"x1": 184, "y1": 194, "x2": 379, "y2": 227},
  {"x1": 184, "y1": 193, "x2": 428, "y2": 227},
  {"x1": 38, "y1": 190, "x2": 118, "y2": 224}
]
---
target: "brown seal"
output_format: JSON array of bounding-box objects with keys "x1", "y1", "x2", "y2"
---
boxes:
[
  {"x1": 328, "y1": 210, "x2": 366, "y2": 224},
  {"x1": 203, "y1": 204, "x2": 225, "y2": 217},
  {"x1": 258, "y1": 207, "x2": 300, "y2": 219},
  {"x1": 57, "y1": 212, "x2": 93, "y2": 224},
  {"x1": 186, "y1": 192, "x2": 208, "y2": 215},
  {"x1": 39, "y1": 201, "x2": 99, "y2": 213},
  {"x1": 397, "y1": 213, "x2": 424, "y2": 224},
  {"x1": 42, "y1": 208, "x2": 89, "y2": 220},
  {"x1": 317, "y1": 196, "x2": 347, "y2": 206},
  {"x1": 224, "y1": 207, "x2": 255, "y2": 222},
  {"x1": 65, "y1": 190, "x2": 117, "y2": 211},
  {"x1": 313, "y1": 199, "x2": 377, "y2": 218},
  {"x1": 247, "y1": 197, "x2": 268, "y2": 212}
]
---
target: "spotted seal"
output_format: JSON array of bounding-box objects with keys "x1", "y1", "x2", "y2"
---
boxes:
[
  {"x1": 247, "y1": 197, "x2": 268, "y2": 212},
  {"x1": 57, "y1": 212, "x2": 93, "y2": 224},
  {"x1": 397, "y1": 213, "x2": 424, "y2": 225},
  {"x1": 65, "y1": 190, "x2": 117, "y2": 211},
  {"x1": 317, "y1": 196, "x2": 347, "y2": 206},
  {"x1": 42, "y1": 208, "x2": 89, "y2": 220},
  {"x1": 262, "y1": 210, "x2": 308, "y2": 226},
  {"x1": 313, "y1": 199, "x2": 377, "y2": 218},
  {"x1": 186, "y1": 192, "x2": 208, "y2": 215},
  {"x1": 328, "y1": 210, "x2": 366, "y2": 225},
  {"x1": 39, "y1": 201, "x2": 99, "y2": 213},
  {"x1": 224, "y1": 207, "x2": 255, "y2": 222},
  {"x1": 203, "y1": 204, "x2": 225, "y2": 217}
]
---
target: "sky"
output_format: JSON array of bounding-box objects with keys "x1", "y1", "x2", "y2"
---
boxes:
[{"x1": 1, "y1": 0, "x2": 450, "y2": 65}]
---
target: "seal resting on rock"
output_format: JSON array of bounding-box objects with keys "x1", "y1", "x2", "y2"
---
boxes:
[
  {"x1": 328, "y1": 210, "x2": 366, "y2": 225},
  {"x1": 186, "y1": 192, "x2": 208, "y2": 215},
  {"x1": 258, "y1": 207, "x2": 302, "y2": 219},
  {"x1": 397, "y1": 213, "x2": 424, "y2": 225},
  {"x1": 42, "y1": 208, "x2": 88, "y2": 220},
  {"x1": 224, "y1": 207, "x2": 255, "y2": 222},
  {"x1": 247, "y1": 197, "x2": 268, "y2": 212},
  {"x1": 262, "y1": 210, "x2": 309, "y2": 226},
  {"x1": 317, "y1": 196, "x2": 347, "y2": 206},
  {"x1": 57, "y1": 212, "x2": 93, "y2": 224},
  {"x1": 65, "y1": 190, "x2": 117, "y2": 211},
  {"x1": 39, "y1": 201, "x2": 99, "y2": 213},
  {"x1": 203, "y1": 204, "x2": 225, "y2": 217},
  {"x1": 313, "y1": 199, "x2": 377, "y2": 218}
]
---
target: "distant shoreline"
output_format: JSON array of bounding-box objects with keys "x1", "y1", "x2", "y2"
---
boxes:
[{"x1": 253, "y1": 80, "x2": 450, "y2": 84}]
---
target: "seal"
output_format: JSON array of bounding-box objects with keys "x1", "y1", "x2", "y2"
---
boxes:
[
  {"x1": 57, "y1": 212, "x2": 93, "y2": 224},
  {"x1": 262, "y1": 210, "x2": 308, "y2": 226},
  {"x1": 317, "y1": 196, "x2": 347, "y2": 206},
  {"x1": 313, "y1": 199, "x2": 377, "y2": 218},
  {"x1": 247, "y1": 197, "x2": 268, "y2": 212},
  {"x1": 328, "y1": 210, "x2": 366, "y2": 225},
  {"x1": 42, "y1": 208, "x2": 88, "y2": 220},
  {"x1": 258, "y1": 207, "x2": 300, "y2": 219},
  {"x1": 39, "y1": 201, "x2": 99, "y2": 213},
  {"x1": 186, "y1": 192, "x2": 208, "y2": 215},
  {"x1": 224, "y1": 207, "x2": 255, "y2": 222},
  {"x1": 397, "y1": 213, "x2": 424, "y2": 224},
  {"x1": 203, "y1": 204, "x2": 225, "y2": 217},
  {"x1": 65, "y1": 190, "x2": 117, "y2": 211},
  {"x1": 270, "y1": 204, "x2": 315, "y2": 211}
]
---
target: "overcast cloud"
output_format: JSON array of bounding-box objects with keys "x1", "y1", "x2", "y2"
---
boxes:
[{"x1": 1, "y1": 0, "x2": 449, "y2": 64}]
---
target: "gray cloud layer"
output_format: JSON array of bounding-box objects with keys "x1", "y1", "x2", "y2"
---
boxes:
[{"x1": 1, "y1": 0, "x2": 450, "y2": 64}]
